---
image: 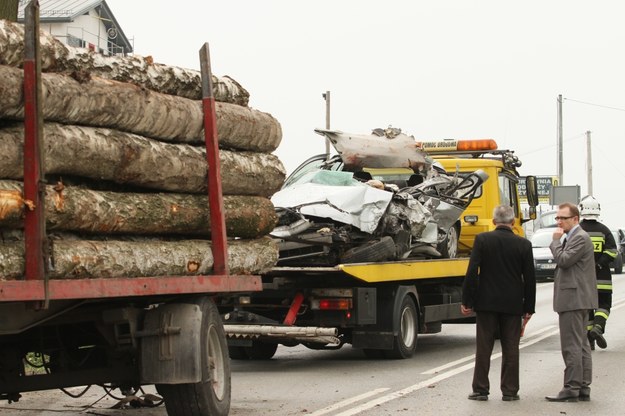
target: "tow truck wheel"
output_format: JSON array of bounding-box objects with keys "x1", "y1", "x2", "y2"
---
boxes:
[
  {"x1": 157, "y1": 298, "x2": 231, "y2": 416},
  {"x1": 244, "y1": 340, "x2": 278, "y2": 360},
  {"x1": 386, "y1": 295, "x2": 418, "y2": 359},
  {"x1": 362, "y1": 348, "x2": 386, "y2": 359},
  {"x1": 228, "y1": 346, "x2": 249, "y2": 360}
]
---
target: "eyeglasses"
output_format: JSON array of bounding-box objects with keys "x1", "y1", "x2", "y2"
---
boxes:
[{"x1": 555, "y1": 216, "x2": 574, "y2": 221}]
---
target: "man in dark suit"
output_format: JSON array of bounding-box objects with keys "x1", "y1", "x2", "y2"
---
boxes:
[
  {"x1": 461, "y1": 205, "x2": 536, "y2": 402},
  {"x1": 546, "y1": 202, "x2": 598, "y2": 402}
]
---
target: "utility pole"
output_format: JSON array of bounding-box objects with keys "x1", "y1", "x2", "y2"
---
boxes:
[
  {"x1": 557, "y1": 94, "x2": 563, "y2": 185},
  {"x1": 322, "y1": 91, "x2": 331, "y2": 159},
  {"x1": 586, "y1": 130, "x2": 593, "y2": 196}
]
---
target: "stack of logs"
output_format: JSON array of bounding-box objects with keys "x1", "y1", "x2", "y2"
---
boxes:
[{"x1": 0, "y1": 20, "x2": 284, "y2": 279}]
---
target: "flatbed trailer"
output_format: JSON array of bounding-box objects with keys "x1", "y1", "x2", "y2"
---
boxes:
[{"x1": 0, "y1": 4, "x2": 259, "y2": 415}]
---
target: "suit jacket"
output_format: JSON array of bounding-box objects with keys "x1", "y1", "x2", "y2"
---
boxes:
[
  {"x1": 462, "y1": 226, "x2": 536, "y2": 315},
  {"x1": 549, "y1": 226, "x2": 598, "y2": 312}
]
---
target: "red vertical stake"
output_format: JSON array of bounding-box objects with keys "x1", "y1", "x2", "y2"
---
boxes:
[
  {"x1": 199, "y1": 43, "x2": 229, "y2": 276},
  {"x1": 23, "y1": 0, "x2": 46, "y2": 285}
]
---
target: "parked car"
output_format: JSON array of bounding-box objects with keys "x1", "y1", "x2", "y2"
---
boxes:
[
  {"x1": 530, "y1": 228, "x2": 557, "y2": 281},
  {"x1": 611, "y1": 229, "x2": 625, "y2": 274}
]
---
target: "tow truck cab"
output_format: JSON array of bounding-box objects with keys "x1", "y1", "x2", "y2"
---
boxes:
[{"x1": 367, "y1": 139, "x2": 538, "y2": 255}]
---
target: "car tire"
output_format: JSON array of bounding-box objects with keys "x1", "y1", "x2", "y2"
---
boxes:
[
  {"x1": 340, "y1": 236, "x2": 396, "y2": 264},
  {"x1": 438, "y1": 224, "x2": 459, "y2": 259}
]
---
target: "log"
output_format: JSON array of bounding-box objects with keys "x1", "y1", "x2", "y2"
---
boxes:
[
  {"x1": 0, "y1": 123, "x2": 286, "y2": 196},
  {"x1": 0, "y1": 236, "x2": 278, "y2": 279},
  {"x1": 0, "y1": 65, "x2": 282, "y2": 152},
  {"x1": 0, "y1": 181, "x2": 277, "y2": 238},
  {"x1": 0, "y1": 19, "x2": 250, "y2": 105}
]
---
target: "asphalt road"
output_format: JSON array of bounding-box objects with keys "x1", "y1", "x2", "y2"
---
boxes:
[{"x1": 2, "y1": 274, "x2": 625, "y2": 416}]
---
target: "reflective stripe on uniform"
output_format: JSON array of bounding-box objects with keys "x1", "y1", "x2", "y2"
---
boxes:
[
  {"x1": 595, "y1": 309, "x2": 610, "y2": 320},
  {"x1": 597, "y1": 283, "x2": 613, "y2": 291}
]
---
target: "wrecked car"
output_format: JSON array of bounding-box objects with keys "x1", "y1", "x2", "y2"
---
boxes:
[{"x1": 270, "y1": 127, "x2": 488, "y2": 266}]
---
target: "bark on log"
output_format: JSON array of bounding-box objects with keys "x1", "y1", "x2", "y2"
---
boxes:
[
  {"x1": 0, "y1": 19, "x2": 250, "y2": 105},
  {"x1": 0, "y1": 65, "x2": 282, "y2": 152},
  {"x1": 0, "y1": 181, "x2": 277, "y2": 238},
  {"x1": 0, "y1": 123, "x2": 285, "y2": 196},
  {"x1": 0, "y1": 236, "x2": 278, "y2": 279}
]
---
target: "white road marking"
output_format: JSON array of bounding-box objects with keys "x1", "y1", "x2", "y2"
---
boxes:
[
  {"x1": 422, "y1": 324, "x2": 556, "y2": 375},
  {"x1": 307, "y1": 324, "x2": 559, "y2": 416},
  {"x1": 308, "y1": 388, "x2": 390, "y2": 416},
  {"x1": 311, "y1": 294, "x2": 625, "y2": 415}
]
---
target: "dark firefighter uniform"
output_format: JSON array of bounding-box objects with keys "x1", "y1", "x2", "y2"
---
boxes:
[{"x1": 579, "y1": 219, "x2": 616, "y2": 348}]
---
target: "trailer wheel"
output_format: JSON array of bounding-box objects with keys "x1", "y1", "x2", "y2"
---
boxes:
[
  {"x1": 157, "y1": 298, "x2": 231, "y2": 416},
  {"x1": 386, "y1": 295, "x2": 418, "y2": 359},
  {"x1": 244, "y1": 341, "x2": 278, "y2": 360}
]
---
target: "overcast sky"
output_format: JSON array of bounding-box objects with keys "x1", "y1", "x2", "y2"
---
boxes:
[{"x1": 106, "y1": 0, "x2": 625, "y2": 227}]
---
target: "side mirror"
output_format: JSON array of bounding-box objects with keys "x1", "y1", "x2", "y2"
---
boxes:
[{"x1": 525, "y1": 176, "x2": 539, "y2": 215}]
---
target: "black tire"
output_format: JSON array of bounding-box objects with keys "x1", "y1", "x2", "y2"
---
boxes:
[
  {"x1": 228, "y1": 346, "x2": 249, "y2": 360},
  {"x1": 386, "y1": 295, "x2": 418, "y2": 359},
  {"x1": 341, "y1": 236, "x2": 396, "y2": 264},
  {"x1": 157, "y1": 298, "x2": 231, "y2": 416},
  {"x1": 244, "y1": 341, "x2": 278, "y2": 360},
  {"x1": 362, "y1": 348, "x2": 386, "y2": 359},
  {"x1": 438, "y1": 224, "x2": 459, "y2": 259}
]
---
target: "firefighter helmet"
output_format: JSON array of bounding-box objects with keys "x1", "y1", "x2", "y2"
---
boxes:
[{"x1": 580, "y1": 195, "x2": 601, "y2": 219}]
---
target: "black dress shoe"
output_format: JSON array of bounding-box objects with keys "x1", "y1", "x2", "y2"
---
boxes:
[
  {"x1": 545, "y1": 393, "x2": 578, "y2": 402},
  {"x1": 468, "y1": 392, "x2": 488, "y2": 401},
  {"x1": 502, "y1": 394, "x2": 520, "y2": 401},
  {"x1": 579, "y1": 394, "x2": 590, "y2": 402}
]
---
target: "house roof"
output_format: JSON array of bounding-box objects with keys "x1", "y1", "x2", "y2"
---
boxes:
[{"x1": 18, "y1": 0, "x2": 133, "y2": 53}]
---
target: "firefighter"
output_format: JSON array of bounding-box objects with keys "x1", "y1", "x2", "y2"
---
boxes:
[{"x1": 578, "y1": 195, "x2": 616, "y2": 350}]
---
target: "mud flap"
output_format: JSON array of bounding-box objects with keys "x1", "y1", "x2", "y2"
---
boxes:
[{"x1": 140, "y1": 303, "x2": 202, "y2": 384}]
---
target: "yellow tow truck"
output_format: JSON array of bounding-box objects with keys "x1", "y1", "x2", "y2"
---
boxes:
[{"x1": 222, "y1": 139, "x2": 539, "y2": 360}]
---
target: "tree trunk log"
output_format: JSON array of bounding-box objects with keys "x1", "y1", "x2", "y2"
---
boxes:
[
  {"x1": 0, "y1": 65, "x2": 282, "y2": 152},
  {"x1": 0, "y1": 123, "x2": 285, "y2": 196},
  {"x1": 0, "y1": 236, "x2": 278, "y2": 279},
  {"x1": 0, "y1": 180, "x2": 277, "y2": 238},
  {"x1": 0, "y1": 19, "x2": 250, "y2": 105}
]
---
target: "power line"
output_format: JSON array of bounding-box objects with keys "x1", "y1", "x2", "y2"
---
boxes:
[
  {"x1": 519, "y1": 133, "x2": 585, "y2": 157},
  {"x1": 563, "y1": 98, "x2": 625, "y2": 112}
]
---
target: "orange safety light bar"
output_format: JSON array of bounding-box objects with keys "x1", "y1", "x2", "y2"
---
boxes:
[{"x1": 418, "y1": 139, "x2": 498, "y2": 153}]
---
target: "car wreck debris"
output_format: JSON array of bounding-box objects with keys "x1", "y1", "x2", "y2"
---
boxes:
[{"x1": 271, "y1": 128, "x2": 488, "y2": 266}]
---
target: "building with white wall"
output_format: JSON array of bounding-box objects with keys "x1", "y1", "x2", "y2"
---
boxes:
[{"x1": 17, "y1": 0, "x2": 132, "y2": 56}]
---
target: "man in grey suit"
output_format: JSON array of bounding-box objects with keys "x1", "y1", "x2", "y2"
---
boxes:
[{"x1": 546, "y1": 202, "x2": 598, "y2": 402}]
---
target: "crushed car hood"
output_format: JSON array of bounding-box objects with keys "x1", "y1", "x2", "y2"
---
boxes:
[{"x1": 271, "y1": 171, "x2": 393, "y2": 234}]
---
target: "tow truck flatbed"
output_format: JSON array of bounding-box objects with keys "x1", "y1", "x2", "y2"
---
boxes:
[{"x1": 268, "y1": 257, "x2": 469, "y2": 283}]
